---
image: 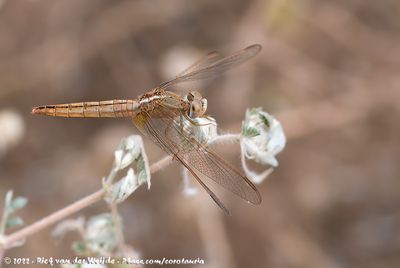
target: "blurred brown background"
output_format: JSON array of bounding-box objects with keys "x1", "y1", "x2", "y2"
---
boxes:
[{"x1": 1, "y1": 0, "x2": 400, "y2": 267}]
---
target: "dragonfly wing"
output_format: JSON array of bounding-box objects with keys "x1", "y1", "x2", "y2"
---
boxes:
[
  {"x1": 159, "y1": 44, "x2": 262, "y2": 90},
  {"x1": 174, "y1": 51, "x2": 223, "y2": 78},
  {"x1": 132, "y1": 103, "x2": 262, "y2": 206},
  {"x1": 133, "y1": 108, "x2": 230, "y2": 214}
]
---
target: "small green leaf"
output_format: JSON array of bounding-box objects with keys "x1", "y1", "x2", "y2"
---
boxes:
[
  {"x1": 136, "y1": 155, "x2": 148, "y2": 185},
  {"x1": 10, "y1": 197, "x2": 28, "y2": 211},
  {"x1": 6, "y1": 216, "x2": 24, "y2": 229},
  {"x1": 242, "y1": 126, "x2": 260, "y2": 137},
  {"x1": 72, "y1": 241, "x2": 86, "y2": 255},
  {"x1": 259, "y1": 114, "x2": 270, "y2": 128}
]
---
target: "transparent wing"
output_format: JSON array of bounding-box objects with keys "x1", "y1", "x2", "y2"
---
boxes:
[
  {"x1": 175, "y1": 51, "x2": 223, "y2": 77},
  {"x1": 132, "y1": 103, "x2": 262, "y2": 209},
  {"x1": 159, "y1": 44, "x2": 262, "y2": 90}
]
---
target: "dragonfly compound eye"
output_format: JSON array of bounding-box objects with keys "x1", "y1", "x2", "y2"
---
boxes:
[
  {"x1": 201, "y1": 98, "x2": 207, "y2": 112},
  {"x1": 188, "y1": 91, "x2": 203, "y2": 101},
  {"x1": 187, "y1": 92, "x2": 195, "y2": 101},
  {"x1": 189, "y1": 101, "x2": 203, "y2": 118}
]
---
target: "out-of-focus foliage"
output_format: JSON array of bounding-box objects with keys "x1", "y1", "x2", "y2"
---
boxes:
[
  {"x1": 1, "y1": 0, "x2": 400, "y2": 267},
  {"x1": 0, "y1": 190, "x2": 27, "y2": 234},
  {"x1": 104, "y1": 135, "x2": 150, "y2": 204}
]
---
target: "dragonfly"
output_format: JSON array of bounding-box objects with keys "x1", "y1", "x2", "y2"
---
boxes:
[{"x1": 32, "y1": 44, "x2": 262, "y2": 215}]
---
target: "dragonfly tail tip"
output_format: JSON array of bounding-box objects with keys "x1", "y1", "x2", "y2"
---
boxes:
[{"x1": 31, "y1": 107, "x2": 43, "y2": 115}]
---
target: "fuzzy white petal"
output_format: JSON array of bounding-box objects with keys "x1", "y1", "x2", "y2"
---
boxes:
[
  {"x1": 105, "y1": 168, "x2": 139, "y2": 204},
  {"x1": 242, "y1": 108, "x2": 286, "y2": 167}
]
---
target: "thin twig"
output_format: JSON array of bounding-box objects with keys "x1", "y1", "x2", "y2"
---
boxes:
[
  {"x1": 211, "y1": 133, "x2": 240, "y2": 145},
  {"x1": 0, "y1": 155, "x2": 172, "y2": 252},
  {"x1": 150, "y1": 155, "x2": 173, "y2": 173},
  {"x1": 4, "y1": 190, "x2": 104, "y2": 249}
]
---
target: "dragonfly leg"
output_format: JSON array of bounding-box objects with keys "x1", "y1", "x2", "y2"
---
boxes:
[{"x1": 179, "y1": 113, "x2": 185, "y2": 133}]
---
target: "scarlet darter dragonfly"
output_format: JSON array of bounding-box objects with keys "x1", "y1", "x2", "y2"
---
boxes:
[{"x1": 32, "y1": 44, "x2": 262, "y2": 214}]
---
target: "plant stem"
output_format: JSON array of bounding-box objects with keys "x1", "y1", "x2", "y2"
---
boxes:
[
  {"x1": 0, "y1": 204, "x2": 8, "y2": 236},
  {"x1": 4, "y1": 189, "x2": 104, "y2": 249},
  {"x1": 0, "y1": 191, "x2": 12, "y2": 236},
  {"x1": 0, "y1": 155, "x2": 172, "y2": 252},
  {"x1": 211, "y1": 133, "x2": 240, "y2": 145},
  {"x1": 150, "y1": 155, "x2": 173, "y2": 173}
]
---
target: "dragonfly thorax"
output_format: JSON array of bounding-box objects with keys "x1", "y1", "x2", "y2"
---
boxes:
[{"x1": 185, "y1": 91, "x2": 207, "y2": 118}]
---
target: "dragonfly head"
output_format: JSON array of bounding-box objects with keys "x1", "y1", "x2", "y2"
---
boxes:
[{"x1": 186, "y1": 91, "x2": 207, "y2": 118}]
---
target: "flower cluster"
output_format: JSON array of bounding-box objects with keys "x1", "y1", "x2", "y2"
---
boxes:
[
  {"x1": 241, "y1": 108, "x2": 286, "y2": 168},
  {"x1": 180, "y1": 107, "x2": 286, "y2": 192}
]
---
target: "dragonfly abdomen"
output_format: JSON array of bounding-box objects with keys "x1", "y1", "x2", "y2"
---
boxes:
[{"x1": 32, "y1": 100, "x2": 139, "y2": 118}]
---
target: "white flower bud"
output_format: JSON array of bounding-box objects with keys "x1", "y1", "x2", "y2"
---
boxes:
[{"x1": 241, "y1": 108, "x2": 286, "y2": 167}]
